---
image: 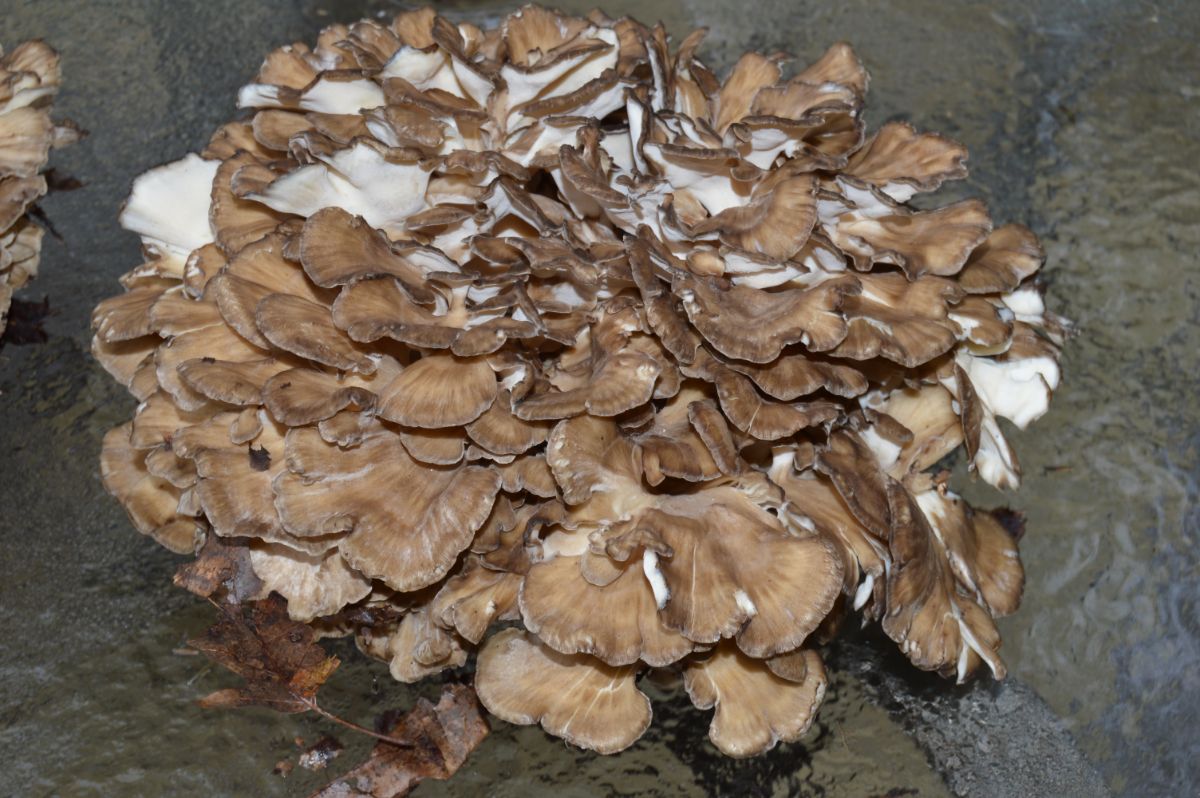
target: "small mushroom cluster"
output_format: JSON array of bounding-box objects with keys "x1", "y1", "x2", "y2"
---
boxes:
[
  {"x1": 93, "y1": 6, "x2": 1068, "y2": 757},
  {"x1": 1, "y1": 40, "x2": 73, "y2": 335}
]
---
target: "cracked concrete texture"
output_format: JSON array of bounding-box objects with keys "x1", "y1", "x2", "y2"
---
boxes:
[{"x1": 1, "y1": 0, "x2": 1195, "y2": 795}]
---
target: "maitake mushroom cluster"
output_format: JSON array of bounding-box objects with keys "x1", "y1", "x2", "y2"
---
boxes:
[
  {"x1": 1, "y1": 40, "x2": 73, "y2": 335},
  {"x1": 93, "y1": 6, "x2": 1068, "y2": 757}
]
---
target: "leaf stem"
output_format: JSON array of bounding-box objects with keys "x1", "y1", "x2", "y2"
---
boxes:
[{"x1": 300, "y1": 696, "x2": 414, "y2": 748}]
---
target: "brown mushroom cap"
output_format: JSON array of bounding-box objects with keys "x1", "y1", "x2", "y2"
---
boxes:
[
  {"x1": 633, "y1": 382, "x2": 722, "y2": 484},
  {"x1": 475, "y1": 628, "x2": 652, "y2": 754},
  {"x1": 916, "y1": 489, "x2": 1024, "y2": 619},
  {"x1": 882, "y1": 480, "x2": 1009, "y2": 682},
  {"x1": 620, "y1": 491, "x2": 843, "y2": 658},
  {"x1": 90, "y1": 6, "x2": 1066, "y2": 759},
  {"x1": 101, "y1": 423, "x2": 204, "y2": 554},
  {"x1": 376, "y1": 354, "x2": 497, "y2": 428},
  {"x1": 843, "y1": 121, "x2": 968, "y2": 198},
  {"x1": 684, "y1": 644, "x2": 827, "y2": 757},
  {"x1": 520, "y1": 554, "x2": 694, "y2": 667},
  {"x1": 274, "y1": 425, "x2": 501, "y2": 591},
  {"x1": 465, "y1": 390, "x2": 551, "y2": 454},
  {"x1": 430, "y1": 558, "x2": 521, "y2": 644},
  {"x1": 773, "y1": 462, "x2": 888, "y2": 613}
]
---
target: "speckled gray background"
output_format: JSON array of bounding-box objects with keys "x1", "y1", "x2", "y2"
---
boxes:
[{"x1": 0, "y1": 1, "x2": 1195, "y2": 796}]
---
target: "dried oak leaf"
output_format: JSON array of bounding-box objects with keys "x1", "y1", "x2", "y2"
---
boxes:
[
  {"x1": 311, "y1": 683, "x2": 488, "y2": 798},
  {"x1": 189, "y1": 593, "x2": 339, "y2": 712}
]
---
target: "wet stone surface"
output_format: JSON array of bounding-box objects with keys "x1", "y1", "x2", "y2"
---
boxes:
[{"x1": 1, "y1": 0, "x2": 1196, "y2": 796}]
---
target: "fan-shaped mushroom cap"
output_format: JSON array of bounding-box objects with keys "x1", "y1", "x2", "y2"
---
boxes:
[
  {"x1": 210, "y1": 151, "x2": 286, "y2": 254},
  {"x1": 129, "y1": 391, "x2": 210, "y2": 449},
  {"x1": 172, "y1": 410, "x2": 329, "y2": 554},
  {"x1": 685, "y1": 349, "x2": 842, "y2": 441},
  {"x1": 724, "y1": 353, "x2": 867, "y2": 402},
  {"x1": 156, "y1": 323, "x2": 267, "y2": 411},
  {"x1": 248, "y1": 543, "x2": 372, "y2": 622},
  {"x1": 633, "y1": 383, "x2": 723, "y2": 484},
  {"x1": 829, "y1": 270, "x2": 962, "y2": 367},
  {"x1": 882, "y1": 480, "x2": 1009, "y2": 682},
  {"x1": 773, "y1": 460, "x2": 887, "y2": 613},
  {"x1": 475, "y1": 628, "x2": 652, "y2": 754},
  {"x1": 843, "y1": 121, "x2": 967, "y2": 200},
  {"x1": 958, "y1": 224, "x2": 1044, "y2": 294},
  {"x1": 815, "y1": 430, "x2": 892, "y2": 538},
  {"x1": 100, "y1": 424, "x2": 204, "y2": 554},
  {"x1": 613, "y1": 491, "x2": 843, "y2": 658},
  {"x1": 274, "y1": 426, "x2": 501, "y2": 590},
  {"x1": 520, "y1": 554, "x2": 694, "y2": 667},
  {"x1": 915, "y1": 489, "x2": 1024, "y2": 618},
  {"x1": 676, "y1": 274, "x2": 857, "y2": 364},
  {"x1": 868, "y1": 384, "x2": 963, "y2": 479},
  {"x1": 121, "y1": 154, "x2": 219, "y2": 257},
  {"x1": 255, "y1": 292, "x2": 375, "y2": 374},
  {"x1": 684, "y1": 644, "x2": 827, "y2": 757},
  {"x1": 465, "y1": 390, "x2": 551, "y2": 454},
  {"x1": 377, "y1": 354, "x2": 497, "y2": 428},
  {"x1": 494, "y1": 453, "x2": 557, "y2": 497},
  {"x1": 262, "y1": 366, "x2": 381, "y2": 426},
  {"x1": 823, "y1": 181, "x2": 992, "y2": 279},
  {"x1": 688, "y1": 168, "x2": 819, "y2": 261},
  {"x1": 546, "y1": 414, "x2": 642, "y2": 506},
  {"x1": 430, "y1": 558, "x2": 521, "y2": 644},
  {"x1": 299, "y1": 206, "x2": 435, "y2": 292}
]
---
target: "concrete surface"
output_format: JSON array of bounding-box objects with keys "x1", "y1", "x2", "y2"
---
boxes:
[{"x1": 1, "y1": 0, "x2": 1196, "y2": 795}]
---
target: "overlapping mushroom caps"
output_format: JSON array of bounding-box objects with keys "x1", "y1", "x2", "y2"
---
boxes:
[
  {"x1": 0, "y1": 40, "x2": 76, "y2": 335},
  {"x1": 92, "y1": 6, "x2": 1068, "y2": 759}
]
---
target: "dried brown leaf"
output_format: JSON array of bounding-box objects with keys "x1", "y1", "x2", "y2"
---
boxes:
[
  {"x1": 189, "y1": 594, "x2": 339, "y2": 713},
  {"x1": 310, "y1": 683, "x2": 489, "y2": 798}
]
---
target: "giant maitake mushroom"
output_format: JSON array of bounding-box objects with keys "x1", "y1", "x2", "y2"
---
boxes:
[
  {"x1": 0, "y1": 40, "x2": 74, "y2": 335},
  {"x1": 92, "y1": 6, "x2": 1068, "y2": 759}
]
